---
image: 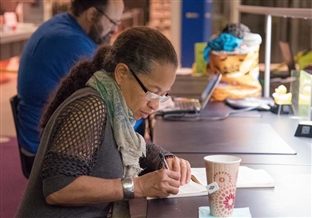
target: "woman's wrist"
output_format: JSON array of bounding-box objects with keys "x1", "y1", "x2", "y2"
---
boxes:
[
  {"x1": 133, "y1": 177, "x2": 143, "y2": 198},
  {"x1": 121, "y1": 177, "x2": 135, "y2": 200}
]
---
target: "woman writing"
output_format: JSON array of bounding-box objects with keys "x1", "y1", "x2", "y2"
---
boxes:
[{"x1": 16, "y1": 26, "x2": 191, "y2": 217}]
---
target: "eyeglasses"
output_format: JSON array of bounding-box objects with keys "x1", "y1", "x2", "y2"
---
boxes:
[
  {"x1": 95, "y1": 7, "x2": 120, "y2": 26},
  {"x1": 128, "y1": 66, "x2": 170, "y2": 103}
]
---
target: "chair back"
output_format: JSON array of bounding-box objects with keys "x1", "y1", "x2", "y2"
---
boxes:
[
  {"x1": 279, "y1": 41, "x2": 296, "y2": 74},
  {"x1": 10, "y1": 95, "x2": 34, "y2": 179}
]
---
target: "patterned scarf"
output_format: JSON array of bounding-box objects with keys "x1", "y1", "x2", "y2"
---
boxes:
[{"x1": 86, "y1": 70, "x2": 146, "y2": 217}]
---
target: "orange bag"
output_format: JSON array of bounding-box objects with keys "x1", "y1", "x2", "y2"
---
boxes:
[{"x1": 208, "y1": 46, "x2": 262, "y2": 101}]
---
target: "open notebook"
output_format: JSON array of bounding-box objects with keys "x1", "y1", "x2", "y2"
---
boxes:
[
  {"x1": 147, "y1": 166, "x2": 274, "y2": 200},
  {"x1": 160, "y1": 72, "x2": 222, "y2": 115}
]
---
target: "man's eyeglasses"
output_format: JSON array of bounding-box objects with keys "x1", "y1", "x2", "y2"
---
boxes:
[
  {"x1": 128, "y1": 66, "x2": 170, "y2": 103},
  {"x1": 95, "y1": 7, "x2": 120, "y2": 26}
]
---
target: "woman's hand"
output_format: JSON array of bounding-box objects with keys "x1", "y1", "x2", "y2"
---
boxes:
[
  {"x1": 165, "y1": 156, "x2": 191, "y2": 185},
  {"x1": 133, "y1": 169, "x2": 180, "y2": 198}
]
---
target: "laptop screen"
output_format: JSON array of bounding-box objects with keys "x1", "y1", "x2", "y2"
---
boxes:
[{"x1": 200, "y1": 72, "x2": 222, "y2": 109}]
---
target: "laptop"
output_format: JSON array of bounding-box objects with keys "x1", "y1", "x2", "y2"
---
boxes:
[{"x1": 160, "y1": 72, "x2": 222, "y2": 115}]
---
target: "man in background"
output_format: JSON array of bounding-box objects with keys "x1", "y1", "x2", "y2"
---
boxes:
[{"x1": 17, "y1": 0, "x2": 124, "y2": 176}]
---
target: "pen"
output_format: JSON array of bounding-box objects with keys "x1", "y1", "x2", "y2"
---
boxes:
[{"x1": 159, "y1": 153, "x2": 169, "y2": 169}]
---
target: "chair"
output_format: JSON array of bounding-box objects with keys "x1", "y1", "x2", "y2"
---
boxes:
[
  {"x1": 279, "y1": 41, "x2": 296, "y2": 75},
  {"x1": 10, "y1": 95, "x2": 35, "y2": 179}
]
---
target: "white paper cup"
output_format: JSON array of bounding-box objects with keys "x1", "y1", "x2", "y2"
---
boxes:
[{"x1": 204, "y1": 155, "x2": 241, "y2": 217}]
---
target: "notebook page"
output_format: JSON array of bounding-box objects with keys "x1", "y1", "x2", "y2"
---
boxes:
[{"x1": 147, "y1": 180, "x2": 207, "y2": 200}]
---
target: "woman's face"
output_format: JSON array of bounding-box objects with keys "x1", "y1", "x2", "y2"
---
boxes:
[{"x1": 116, "y1": 62, "x2": 176, "y2": 120}]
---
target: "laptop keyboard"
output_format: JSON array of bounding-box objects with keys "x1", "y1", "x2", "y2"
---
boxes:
[{"x1": 174, "y1": 101, "x2": 201, "y2": 110}]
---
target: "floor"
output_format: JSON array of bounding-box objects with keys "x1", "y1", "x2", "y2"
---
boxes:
[{"x1": 0, "y1": 72, "x2": 17, "y2": 138}]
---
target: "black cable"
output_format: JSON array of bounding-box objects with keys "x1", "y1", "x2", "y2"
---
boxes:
[{"x1": 160, "y1": 105, "x2": 262, "y2": 121}]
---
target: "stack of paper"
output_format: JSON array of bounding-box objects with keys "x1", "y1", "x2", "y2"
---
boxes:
[{"x1": 237, "y1": 166, "x2": 275, "y2": 188}]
